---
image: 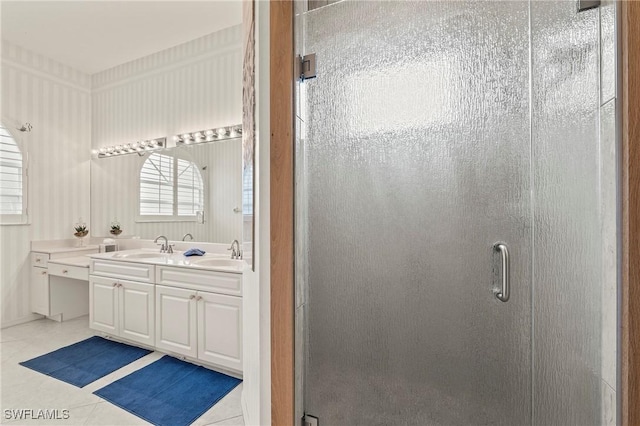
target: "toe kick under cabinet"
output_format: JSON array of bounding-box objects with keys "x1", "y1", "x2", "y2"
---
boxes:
[{"x1": 89, "y1": 260, "x2": 242, "y2": 374}]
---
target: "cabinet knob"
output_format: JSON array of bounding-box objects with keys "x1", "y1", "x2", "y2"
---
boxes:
[
  {"x1": 41, "y1": 271, "x2": 47, "y2": 275},
  {"x1": 113, "y1": 282, "x2": 118, "y2": 287},
  {"x1": 189, "y1": 295, "x2": 196, "y2": 300},
  {"x1": 196, "y1": 296, "x2": 203, "y2": 301},
  {"x1": 118, "y1": 283, "x2": 123, "y2": 288},
  {"x1": 35, "y1": 258, "x2": 41, "y2": 262},
  {"x1": 62, "y1": 270, "x2": 68, "y2": 274}
]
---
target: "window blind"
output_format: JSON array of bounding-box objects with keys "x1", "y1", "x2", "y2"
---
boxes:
[
  {"x1": 140, "y1": 153, "x2": 174, "y2": 215},
  {"x1": 139, "y1": 153, "x2": 203, "y2": 217},
  {"x1": 176, "y1": 158, "x2": 204, "y2": 216},
  {"x1": 242, "y1": 164, "x2": 253, "y2": 215},
  {"x1": 0, "y1": 124, "x2": 23, "y2": 215}
]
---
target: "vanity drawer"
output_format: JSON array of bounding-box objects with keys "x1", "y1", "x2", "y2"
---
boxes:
[
  {"x1": 156, "y1": 266, "x2": 241, "y2": 296},
  {"x1": 90, "y1": 260, "x2": 155, "y2": 283},
  {"x1": 48, "y1": 263, "x2": 89, "y2": 281},
  {"x1": 31, "y1": 252, "x2": 50, "y2": 268}
]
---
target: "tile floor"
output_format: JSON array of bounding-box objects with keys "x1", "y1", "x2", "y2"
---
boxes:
[{"x1": 0, "y1": 316, "x2": 244, "y2": 425}]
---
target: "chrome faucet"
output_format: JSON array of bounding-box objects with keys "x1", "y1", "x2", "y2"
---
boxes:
[
  {"x1": 182, "y1": 233, "x2": 194, "y2": 241},
  {"x1": 228, "y1": 239, "x2": 242, "y2": 260},
  {"x1": 154, "y1": 235, "x2": 168, "y2": 253}
]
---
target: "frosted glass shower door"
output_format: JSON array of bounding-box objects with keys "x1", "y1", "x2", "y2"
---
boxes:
[{"x1": 297, "y1": 1, "x2": 532, "y2": 425}]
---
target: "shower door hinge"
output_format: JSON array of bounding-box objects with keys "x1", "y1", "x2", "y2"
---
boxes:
[
  {"x1": 296, "y1": 53, "x2": 317, "y2": 82},
  {"x1": 577, "y1": 0, "x2": 600, "y2": 12},
  {"x1": 303, "y1": 414, "x2": 319, "y2": 426}
]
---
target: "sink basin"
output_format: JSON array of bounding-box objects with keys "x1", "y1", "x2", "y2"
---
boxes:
[
  {"x1": 112, "y1": 252, "x2": 164, "y2": 259},
  {"x1": 192, "y1": 258, "x2": 244, "y2": 269},
  {"x1": 93, "y1": 250, "x2": 242, "y2": 273}
]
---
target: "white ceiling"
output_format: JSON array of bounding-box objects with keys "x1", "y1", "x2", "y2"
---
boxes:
[{"x1": 1, "y1": 1, "x2": 243, "y2": 75}]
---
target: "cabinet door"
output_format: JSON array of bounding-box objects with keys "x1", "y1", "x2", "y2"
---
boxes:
[
  {"x1": 197, "y1": 292, "x2": 242, "y2": 372},
  {"x1": 155, "y1": 285, "x2": 197, "y2": 358},
  {"x1": 89, "y1": 276, "x2": 118, "y2": 334},
  {"x1": 119, "y1": 279, "x2": 155, "y2": 346},
  {"x1": 30, "y1": 267, "x2": 50, "y2": 316}
]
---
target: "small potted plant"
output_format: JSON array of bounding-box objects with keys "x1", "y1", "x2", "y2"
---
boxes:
[
  {"x1": 110, "y1": 220, "x2": 122, "y2": 237},
  {"x1": 74, "y1": 219, "x2": 89, "y2": 246},
  {"x1": 74, "y1": 224, "x2": 88, "y2": 238}
]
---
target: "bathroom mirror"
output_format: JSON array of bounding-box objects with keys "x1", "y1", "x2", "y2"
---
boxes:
[
  {"x1": 242, "y1": 0, "x2": 255, "y2": 270},
  {"x1": 91, "y1": 138, "x2": 242, "y2": 244}
]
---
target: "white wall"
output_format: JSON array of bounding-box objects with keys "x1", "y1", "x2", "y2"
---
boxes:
[
  {"x1": 0, "y1": 41, "x2": 92, "y2": 327},
  {"x1": 90, "y1": 25, "x2": 243, "y2": 243},
  {"x1": 599, "y1": 2, "x2": 618, "y2": 422},
  {"x1": 241, "y1": 1, "x2": 270, "y2": 424}
]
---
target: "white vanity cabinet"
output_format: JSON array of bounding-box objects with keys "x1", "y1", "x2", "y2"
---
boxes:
[
  {"x1": 90, "y1": 275, "x2": 118, "y2": 334},
  {"x1": 155, "y1": 285, "x2": 198, "y2": 358},
  {"x1": 30, "y1": 260, "x2": 50, "y2": 315},
  {"x1": 155, "y1": 283, "x2": 243, "y2": 372},
  {"x1": 88, "y1": 252, "x2": 243, "y2": 375},
  {"x1": 89, "y1": 261, "x2": 155, "y2": 346},
  {"x1": 30, "y1": 250, "x2": 94, "y2": 319},
  {"x1": 197, "y1": 291, "x2": 242, "y2": 371}
]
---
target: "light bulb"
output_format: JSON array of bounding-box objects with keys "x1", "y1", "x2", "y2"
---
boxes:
[
  {"x1": 230, "y1": 126, "x2": 242, "y2": 137},
  {"x1": 217, "y1": 127, "x2": 227, "y2": 137}
]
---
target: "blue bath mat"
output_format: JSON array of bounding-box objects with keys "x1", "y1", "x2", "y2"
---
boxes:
[
  {"x1": 20, "y1": 336, "x2": 151, "y2": 388},
  {"x1": 94, "y1": 355, "x2": 241, "y2": 426}
]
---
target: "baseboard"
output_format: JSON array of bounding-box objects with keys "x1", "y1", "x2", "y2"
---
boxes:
[{"x1": 1, "y1": 313, "x2": 44, "y2": 329}]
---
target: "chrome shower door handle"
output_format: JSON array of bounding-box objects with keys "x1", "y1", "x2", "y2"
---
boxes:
[{"x1": 494, "y1": 243, "x2": 510, "y2": 302}]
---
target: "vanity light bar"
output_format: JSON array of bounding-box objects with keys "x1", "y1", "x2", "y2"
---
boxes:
[
  {"x1": 97, "y1": 138, "x2": 166, "y2": 158},
  {"x1": 174, "y1": 125, "x2": 242, "y2": 146}
]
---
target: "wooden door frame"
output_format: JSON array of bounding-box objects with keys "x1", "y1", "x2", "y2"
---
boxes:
[
  {"x1": 620, "y1": 1, "x2": 640, "y2": 425},
  {"x1": 270, "y1": 1, "x2": 640, "y2": 425},
  {"x1": 270, "y1": 1, "x2": 295, "y2": 426}
]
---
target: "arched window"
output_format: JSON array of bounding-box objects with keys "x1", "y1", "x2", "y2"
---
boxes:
[
  {"x1": 0, "y1": 122, "x2": 27, "y2": 223},
  {"x1": 139, "y1": 152, "x2": 203, "y2": 219}
]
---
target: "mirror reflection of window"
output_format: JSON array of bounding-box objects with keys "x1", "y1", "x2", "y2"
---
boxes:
[
  {"x1": 176, "y1": 157, "x2": 204, "y2": 216},
  {"x1": 242, "y1": 164, "x2": 253, "y2": 215},
  {"x1": 139, "y1": 152, "x2": 203, "y2": 219}
]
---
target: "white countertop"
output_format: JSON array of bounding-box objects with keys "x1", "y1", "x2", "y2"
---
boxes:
[
  {"x1": 33, "y1": 245, "x2": 99, "y2": 255},
  {"x1": 47, "y1": 255, "x2": 92, "y2": 268},
  {"x1": 89, "y1": 249, "x2": 245, "y2": 274}
]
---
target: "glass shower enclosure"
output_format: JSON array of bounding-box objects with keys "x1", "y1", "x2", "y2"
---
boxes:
[{"x1": 294, "y1": 1, "x2": 618, "y2": 425}]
